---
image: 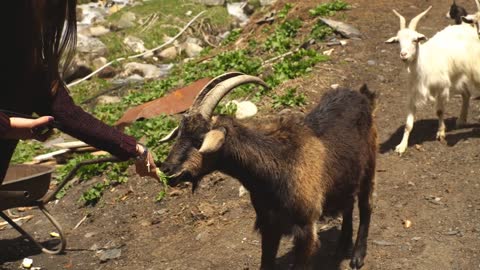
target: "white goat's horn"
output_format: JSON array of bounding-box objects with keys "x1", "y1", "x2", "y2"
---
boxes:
[
  {"x1": 475, "y1": 0, "x2": 480, "y2": 11},
  {"x1": 408, "y1": 6, "x2": 432, "y2": 30},
  {"x1": 159, "y1": 126, "x2": 179, "y2": 143},
  {"x1": 392, "y1": 9, "x2": 406, "y2": 29}
]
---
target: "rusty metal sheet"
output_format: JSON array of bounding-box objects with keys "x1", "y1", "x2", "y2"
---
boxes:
[{"x1": 115, "y1": 78, "x2": 211, "y2": 128}]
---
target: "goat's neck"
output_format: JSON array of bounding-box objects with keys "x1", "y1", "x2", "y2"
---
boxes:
[{"x1": 213, "y1": 116, "x2": 297, "y2": 194}]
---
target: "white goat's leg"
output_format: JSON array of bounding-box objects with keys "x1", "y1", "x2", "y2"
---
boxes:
[
  {"x1": 456, "y1": 91, "x2": 470, "y2": 128},
  {"x1": 395, "y1": 101, "x2": 416, "y2": 154},
  {"x1": 436, "y1": 97, "x2": 447, "y2": 143}
]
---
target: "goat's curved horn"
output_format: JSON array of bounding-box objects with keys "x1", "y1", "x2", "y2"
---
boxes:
[
  {"x1": 475, "y1": 0, "x2": 480, "y2": 11},
  {"x1": 408, "y1": 6, "x2": 432, "y2": 30},
  {"x1": 197, "y1": 75, "x2": 269, "y2": 119},
  {"x1": 191, "y1": 72, "x2": 245, "y2": 109},
  {"x1": 159, "y1": 126, "x2": 179, "y2": 143},
  {"x1": 392, "y1": 9, "x2": 406, "y2": 29}
]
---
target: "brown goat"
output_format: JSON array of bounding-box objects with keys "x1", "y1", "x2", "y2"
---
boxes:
[{"x1": 159, "y1": 72, "x2": 377, "y2": 270}]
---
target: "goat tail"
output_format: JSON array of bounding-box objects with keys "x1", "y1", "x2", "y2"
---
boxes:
[{"x1": 359, "y1": 84, "x2": 378, "y2": 112}]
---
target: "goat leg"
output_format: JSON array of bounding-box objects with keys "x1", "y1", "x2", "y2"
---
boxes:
[
  {"x1": 292, "y1": 223, "x2": 318, "y2": 270},
  {"x1": 350, "y1": 169, "x2": 374, "y2": 270},
  {"x1": 435, "y1": 96, "x2": 447, "y2": 143},
  {"x1": 456, "y1": 90, "x2": 471, "y2": 128},
  {"x1": 395, "y1": 100, "x2": 416, "y2": 154},
  {"x1": 336, "y1": 197, "x2": 354, "y2": 257},
  {"x1": 259, "y1": 227, "x2": 282, "y2": 270}
]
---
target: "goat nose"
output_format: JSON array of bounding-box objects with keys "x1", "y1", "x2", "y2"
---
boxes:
[
  {"x1": 400, "y1": 52, "x2": 407, "y2": 58},
  {"x1": 160, "y1": 164, "x2": 171, "y2": 175}
]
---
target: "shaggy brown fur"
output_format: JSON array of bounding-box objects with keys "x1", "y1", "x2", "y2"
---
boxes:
[{"x1": 161, "y1": 85, "x2": 378, "y2": 269}]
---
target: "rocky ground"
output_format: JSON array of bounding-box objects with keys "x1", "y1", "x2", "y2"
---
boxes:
[{"x1": 1, "y1": 0, "x2": 480, "y2": 269}]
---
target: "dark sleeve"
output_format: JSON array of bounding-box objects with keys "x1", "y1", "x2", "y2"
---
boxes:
[
  {"x1": 0, "y1": 112, "x2": 11, "y2": 137},
  {"x1": 38, "y1": 85, "x2": 138, "y2": 160}
]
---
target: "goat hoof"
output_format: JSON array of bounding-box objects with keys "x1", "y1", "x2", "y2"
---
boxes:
[
  {"x1": 436, "y1": 133, "x2": 446, "y2": 144},
  {"x1": 350, "y1": 256, "x2": 364, "y2": 270},
  {"x1": 394, "y1": 144, "x2": 406, "y2": 155}
]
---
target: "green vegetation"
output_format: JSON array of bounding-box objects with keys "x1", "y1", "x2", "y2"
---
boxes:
[
  {"x1": 9, "y1": 1, "x2": 351, "y2": 205},
  {"x1": 155, "y1": 169, "x2": 169, "y2": 202},
  {"x1": 272, "y1": 87, "x2": 307, "y2": 109},
  {"x1": 11, "y1": 141, "x2": 45, "y2": 164},
  {"x1": 264, "y1": 19, "x2": 302, "y2": 53},
  {"x1": 309, "y1": 0, "x2": 350, "y2": 17},
  {"x1": 221, "y1": 28, "x2": 242, "y2": 46}
]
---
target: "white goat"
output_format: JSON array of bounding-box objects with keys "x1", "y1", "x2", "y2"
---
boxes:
[{"x1": 386, "y1": 6, "x2": 480, "y2": 154}]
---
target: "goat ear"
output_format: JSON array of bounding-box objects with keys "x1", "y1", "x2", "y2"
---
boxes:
[
  {"x1": 462, "y1": 15, "x2": 475, "y2": 23},
  {"x1": 385, "y1": 36, "x2": 399, "y2": 43},
  {"x1": 415, "y1": 34, "x2": 427, "y2": 42},
  {"x1": 199, "y1": 128, "x2": 226, "y2": 154}
]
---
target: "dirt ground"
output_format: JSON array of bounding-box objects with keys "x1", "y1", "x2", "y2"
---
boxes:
[{"x1": 1, "y1": 0, "x2": 480, "y2": 269}]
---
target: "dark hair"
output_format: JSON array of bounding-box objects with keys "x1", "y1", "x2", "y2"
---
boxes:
[{"x1": 30, "y1": 0, "x2": 77, "y2": 94}]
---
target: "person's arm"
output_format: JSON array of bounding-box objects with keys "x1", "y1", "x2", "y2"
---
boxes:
[
  {"x1": 42, "y1": 85, "x2": 138, "y2": 160},
  {"x1": 35, "y1": 82, "x2": 159, "y2": 180},
  {"x1": 0, "y1": 115, "x2": 54, "y2": 141}
]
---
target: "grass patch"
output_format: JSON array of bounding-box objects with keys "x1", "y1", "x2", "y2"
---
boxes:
[
  {"x1": 11, "y1": 141, "x2": 45, "y2": 164},
  {"x1": 272, "y1": 87, "x2": 307, "y2": 109},
  {"x1": 309, "y1": 0, "x2": 350, "y2": 17}
]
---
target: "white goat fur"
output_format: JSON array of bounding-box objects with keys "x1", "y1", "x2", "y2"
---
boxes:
[{"x1": 386, "y1": 6, "x2": 480, "y2": 154}]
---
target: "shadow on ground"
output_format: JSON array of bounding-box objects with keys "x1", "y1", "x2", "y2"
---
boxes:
[
  {"x1": 380, "y1": 118, "x2": 480, "y2": 153},
  {"x1": 275, "y1": 226, "x2": 348, "y2": 270}
]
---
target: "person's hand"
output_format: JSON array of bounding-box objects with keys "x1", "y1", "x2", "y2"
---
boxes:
[
  {"x1": 3, "y1": 116, "x2": 54, "y2": 141},
  {"x1": 134, "y1": 144, "x2": 160, "y2": 181}
]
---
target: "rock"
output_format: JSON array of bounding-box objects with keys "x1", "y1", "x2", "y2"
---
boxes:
[
  {"x1": 230, "y1": 100, "x2": 257, "y2": 119},
  {"x1": 195, "y1": 232, "x2": 207, "y2": 241},
  {"x1": 97, "y1": 66, "x2": 117, "y2": 79},
  {"x1": 77, "y1": 34, "x2": 108, "y2": 56},
  {"x1": 154, "y1": 209, "x2": 168, "y2": 215},
  {"x1": 372, "y1": 240, "x2": 395, "y2": 246},
  {"x1": 193, "y1": 0, "x2": 225, "y2": 6},
  {"x1": 63, "y1": 58, "x2": 93, "y2": 84},
  {"x1": 84, "y1": 232, "x2": 97, "y2": 238},
  {"x1": 88, "y1": 25, "x2": 110, "y2": 37},
  {"x1": 97, "y1": 95, "x2": 122, "y2": 105},
  {"x1": 227, "y1": 2, "x2": 250, "y2": 24},
  {"x1": 92, "y1": 57, "x2": 108, "y2": 69},
  {"x1": 89, "y1": 243, "x2": 99, "y2": 251},
  {"x1": 114, "y1": 11, "x2": 136, "y2": 30},
  {"x1": 367, "y1": 60, "x2": 376, "y2": 66},
  {"x1": 125, "y1": 74, "x2": 145, "y2": 84},
  {"x1": 77, "y1": 3, "x2": 107, "y2": 26},
  {"x1": 323, "y1": 48, "x2": 334, "y2": 56},
  {"x1": 318, "y1": 17, "x2": 362, "y2": 39},
  {"x1": 97, "y1": 248, "x2": 122, "y2": 262},
  {"x1": 169, "y1": 189, "x2": 182, "y2": 197},
  {"x1": 182, "y1": 42, "x2": 203, "y2": 58},
  {"x1": 123, "y1": 36, "x2": 148, "y2": 54},
  {"x1": 122, "y1": 62, "x2": 163, "y2": 79},
  {"x1": 157, "y1": 46, "x2": 178, "y2": 60},
  {"x1": 260, "y1": 0, "x2": 278, "y2": 6},
  {"x1": 21, "y1": 258, "x2": 33, "y2": 269},
  {"x1": 76, "y1": 7, "x2": 84, "y2": 22},
  {"x1": 186, "y1": 37, "x2": 203, "y2": 46},
  {"x1": 238, "y1": 185, "x2": 249, "y2": 197}
]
